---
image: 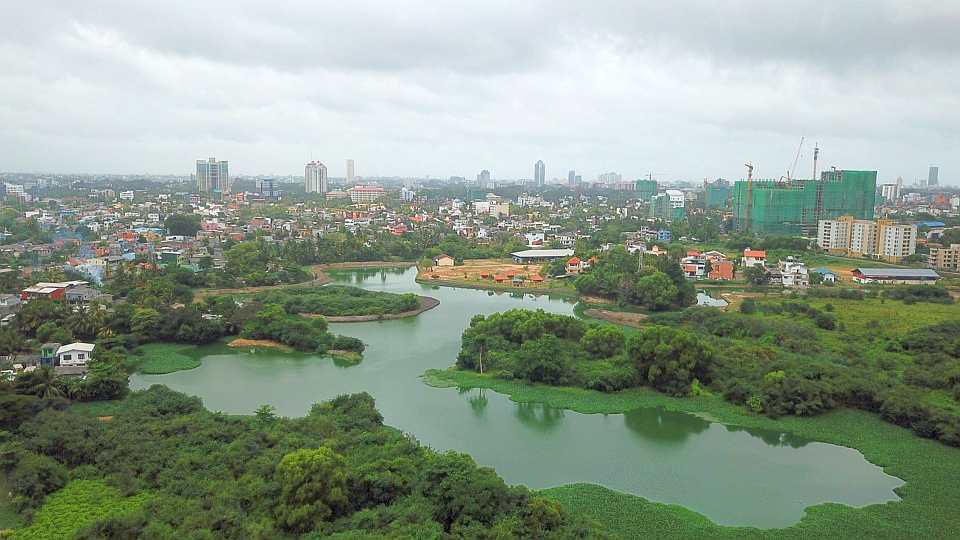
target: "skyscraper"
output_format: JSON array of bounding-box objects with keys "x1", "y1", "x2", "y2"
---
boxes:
[
  {"x1": 568, "y1": 170, "x2": 576, "y2": 184},
  {"x1": 196, "y1": 158, "x2": 229, "y2": 194},
  {"x1": 305, "y1": 161, "x2": 328, "y2": 194},
  {"x1": 534, "y1": 160, "x2": 545, "y2": 186},
  {"x1": 929, "y1": 166, "x2": 939, "y2": 187},
  {"x1": 347, "y1": 160, "x2": 355, "y2": 184},
  {"x1": 478, "y1": 170, "x2": 491, "y2": 188}
]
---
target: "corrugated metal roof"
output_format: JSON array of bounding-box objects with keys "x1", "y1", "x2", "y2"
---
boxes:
[{"x1": 853, "y1": 268, "x2": 939, "y2": 278}]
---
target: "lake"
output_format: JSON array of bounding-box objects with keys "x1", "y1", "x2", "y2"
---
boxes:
[{"x1": 131, "y1": 267, "x2": 903, "y2": 528}]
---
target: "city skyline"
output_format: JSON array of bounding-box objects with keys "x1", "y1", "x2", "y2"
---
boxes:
[{"x1": 1, "y1": 3, "x2": 959, "y2": 184}]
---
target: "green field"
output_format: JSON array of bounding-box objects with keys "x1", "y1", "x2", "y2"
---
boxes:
[
  {"x1": 425, "y1": 368, "x2": 960, "y2": 539},
  {"x1": 133, "y1": 343, "x2": 201, "y2": 375}
]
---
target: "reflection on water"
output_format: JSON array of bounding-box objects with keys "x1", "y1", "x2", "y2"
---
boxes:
[
  {"x1": 514, "y1": 401, "x2": 566, "y2": 433},
  {"x1": 135, "y1": 267, "x2": 904, "y2": 529},
  {"x1": 725, "y1": 425, "x2": 809, "y2": 448},
  {"x1": 468, "y1": 388, "x2": 488, "y2": 418},
  {"x1": 623, "y1": 407, "x2": 710, "y2": 445}
]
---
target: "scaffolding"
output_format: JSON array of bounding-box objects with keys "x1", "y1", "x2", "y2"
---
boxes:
[{"x1": 733, "y1": 170, "x2": 876, "y2": 236}]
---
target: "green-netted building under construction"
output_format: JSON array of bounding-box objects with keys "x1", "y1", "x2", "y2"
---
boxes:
[{"x1": 732, "y1": 170, "x2": 877, "y2": 236}]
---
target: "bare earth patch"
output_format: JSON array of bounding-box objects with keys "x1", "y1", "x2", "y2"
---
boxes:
[
  {"x1": 227, "y1": 338, "x2": 294, "y2": 351},
  {"x1": 583, "y1": 309, "x2": 647, "y2": 328},
  {"x1": 420, "y1": 259, "x2": 548, "y2": 287}
]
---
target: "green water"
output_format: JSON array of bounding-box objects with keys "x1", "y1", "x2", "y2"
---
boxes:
[{"x1": 132, "y1": 267, "x2": 903, "y2": 528}]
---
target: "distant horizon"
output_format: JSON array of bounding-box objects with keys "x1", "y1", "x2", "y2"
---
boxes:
[{"x1": 3, "y1": 4, "x2": 958, "y2": 189}]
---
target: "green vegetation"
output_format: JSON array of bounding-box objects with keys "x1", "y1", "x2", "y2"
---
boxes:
[
  {"x1": 132, "y1": 343, "x2": 201, "y2": 375},
  {"x1": 572, "y1": 246, "x2": 695, "y2": 310},
  {"x1": 254, "y1": 285, "x2": 421, "y2": 317},
  {"x1": 13, "y1": 480, "x2": 155, "y2": 540},
  {"x1": 457, "y1": 295, "x2": 960, "y2": 447},
  {"x1": 1, "y1": 386, "x2": 606, "y2": 538},
  {"x1": 425, "y1": 368, "x2": 960, "y2": 539},
  {"x1": 243, "y1": 304, "x2": 365, "y2": 354}
]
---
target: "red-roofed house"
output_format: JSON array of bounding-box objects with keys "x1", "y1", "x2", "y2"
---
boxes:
[
  {"x1": 565, "y1": 257, "x2": 584, "y2": 274},
  {"x1": 743, "y1": 248, "x2": 767, "y2": 267}
]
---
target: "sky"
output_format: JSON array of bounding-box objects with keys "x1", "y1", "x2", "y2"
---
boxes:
[{"x1": 1, "y1": 1, "x2": 958, "y2": 185}]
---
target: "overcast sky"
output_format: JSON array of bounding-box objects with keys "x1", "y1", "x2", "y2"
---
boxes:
[{"x1": 2, "y1": 1, "x2": 958, "y2": 184}]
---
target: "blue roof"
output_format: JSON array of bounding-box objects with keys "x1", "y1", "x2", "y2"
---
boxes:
[
  {"x1": 811, "y1": 267, "x2": 840, "y2": 275},
  {"x1": 916, "y1": 221, "x2": 946, "y2": 227}
]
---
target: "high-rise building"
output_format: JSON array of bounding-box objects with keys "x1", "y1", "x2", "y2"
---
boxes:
[
  {"x1": 305, "y1": 161, "x2": 328, "y2": 193},
  {"x1": 347, "y1": 160, "x2": 356, "y2": 184},
  {"x1": 733, "y1": 170, "x2": 877, "y2": 236},
  {"x1": 196, "y1": 158, "x2": 229, "y2": 194},
  {"x1": 929, "y1": 166, "x2": 939, "y2": 186},
  {"x1": 534, "y1": 161, "x2": 545, "y2": 187},
  {"x1": 597, "y1": 172, "x2": 622, "y2": 184},
  {"x1": 478, "y1": 170, "x2": 491, "y2": 188},
  {"x1": 881, "y1": 183, "x2": 901, "y2": 203},
  {"x1": 568, "y1": 170, "x2": 576, "y2": 184},
  {"x1": 258, "y1": 177, "x2": 281, "y2": 199},
  {"x1": 636, "y1": 180, "x2": 658, "y2": 202}
]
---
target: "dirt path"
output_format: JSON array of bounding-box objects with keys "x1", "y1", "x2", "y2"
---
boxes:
[
  {"x1": 299, "y1": 296, "x2": 440, "y2": 322},
  {"x1": 583, "y1": 308, "x2": 647, "y2": 328}
]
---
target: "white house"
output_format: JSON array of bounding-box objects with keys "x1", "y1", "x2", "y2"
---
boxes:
[
  {"x1": 777, "y1": 258, "x2": 809, "y2": 287},
  {"x1": 742, "y1": 248, "x2": 767, "y2": 267},
  {"x1": 56, "y1": 342, "x2": 95, "y2": 367}
]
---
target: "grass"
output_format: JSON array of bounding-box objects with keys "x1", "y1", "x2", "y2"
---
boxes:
[
  {"x1": 11, "y1": 480, "x2": 155, "y2": 540},
  {"x1": 133, "y1": 342, "x2": 201, "y2": 375},
  {"x1": 425, "y1": 368, "x2": 960, "y2": 539},
  {"x1": 805, "y1": 296, "x2": 960, "y2": 335}
]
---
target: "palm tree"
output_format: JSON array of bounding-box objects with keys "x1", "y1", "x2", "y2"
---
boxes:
[{"x1": 30, "y1": 367, "x2": 65, "y2": 399}]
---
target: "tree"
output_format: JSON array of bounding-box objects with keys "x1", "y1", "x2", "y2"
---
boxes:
[
  {"x1": 275, "y1": 447, "x2": 349, "y2": 532},
  {"x1": 28, "y1": 367, "x2": 65, "y2": 399},
  {"x1": 515, "y1": 334, "x2": 570, "y2": 385},
  {"x1": 744, "y1": 265, "x2": 768, "y2": 285},
  {"x1": 626, "y1": 326, "x2": 716, "y2": 396},
  {"x1": 636, "y1": 271, "x2": 680, "y2": 311},
  {"x1": 164, "y1": 213, "x2": 202, "y2": 237},
  {"x1": 131, "y1": 308, "x2": 163, "y2": 339},
  {"x1": 580, "y1": 326, "x2": 626, "y2": 359}
]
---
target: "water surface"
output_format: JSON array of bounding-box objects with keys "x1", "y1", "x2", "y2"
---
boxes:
[{"x1": 133, "y1": 267, "x2": 902, "y2": 528}]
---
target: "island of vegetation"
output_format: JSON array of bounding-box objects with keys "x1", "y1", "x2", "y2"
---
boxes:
[
  {"x1": 0, "y1": 386, "x2": 606, "y2": 538},
  {"x1": 252, "y1": 285, "x2": 439, "y2": 321}
]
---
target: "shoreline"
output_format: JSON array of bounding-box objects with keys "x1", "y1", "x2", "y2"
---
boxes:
[
  {"x1": 422, "y1": 367, "x2": 960, "y2": 538},
  {"x1": 414, "y1": 275, "x2": 579, "y2": 297},
  {"x1": 300, "y1": 295, "x2": 440, "y2": 322}
]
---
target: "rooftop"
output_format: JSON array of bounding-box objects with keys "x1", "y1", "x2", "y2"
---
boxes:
[{"x1": 853, "y1": 268, "x2": 939, "y2": 278}]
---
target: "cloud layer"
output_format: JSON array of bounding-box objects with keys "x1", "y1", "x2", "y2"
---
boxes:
[{"x1": 2, "y1": 1, "x2": 958, "y2": 183}]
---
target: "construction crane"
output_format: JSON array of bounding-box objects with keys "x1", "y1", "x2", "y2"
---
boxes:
[
  {"x1": 743, "y1": 163, "x2": 754, "y2": 233},
  {"x1": 645, "y1": 173, "x2": 666, "y2": 181},
  {"x1": 788, "y1": 137, "x2": 804, "y2": 183}
]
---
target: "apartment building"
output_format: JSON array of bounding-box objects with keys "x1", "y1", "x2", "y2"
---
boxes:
[
  {"x1": 929, "y1": 244, "x2": 960, "y2": 271},
  {"x1": 817, "y1": 216, "x2": 916, "y2": 262}
]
